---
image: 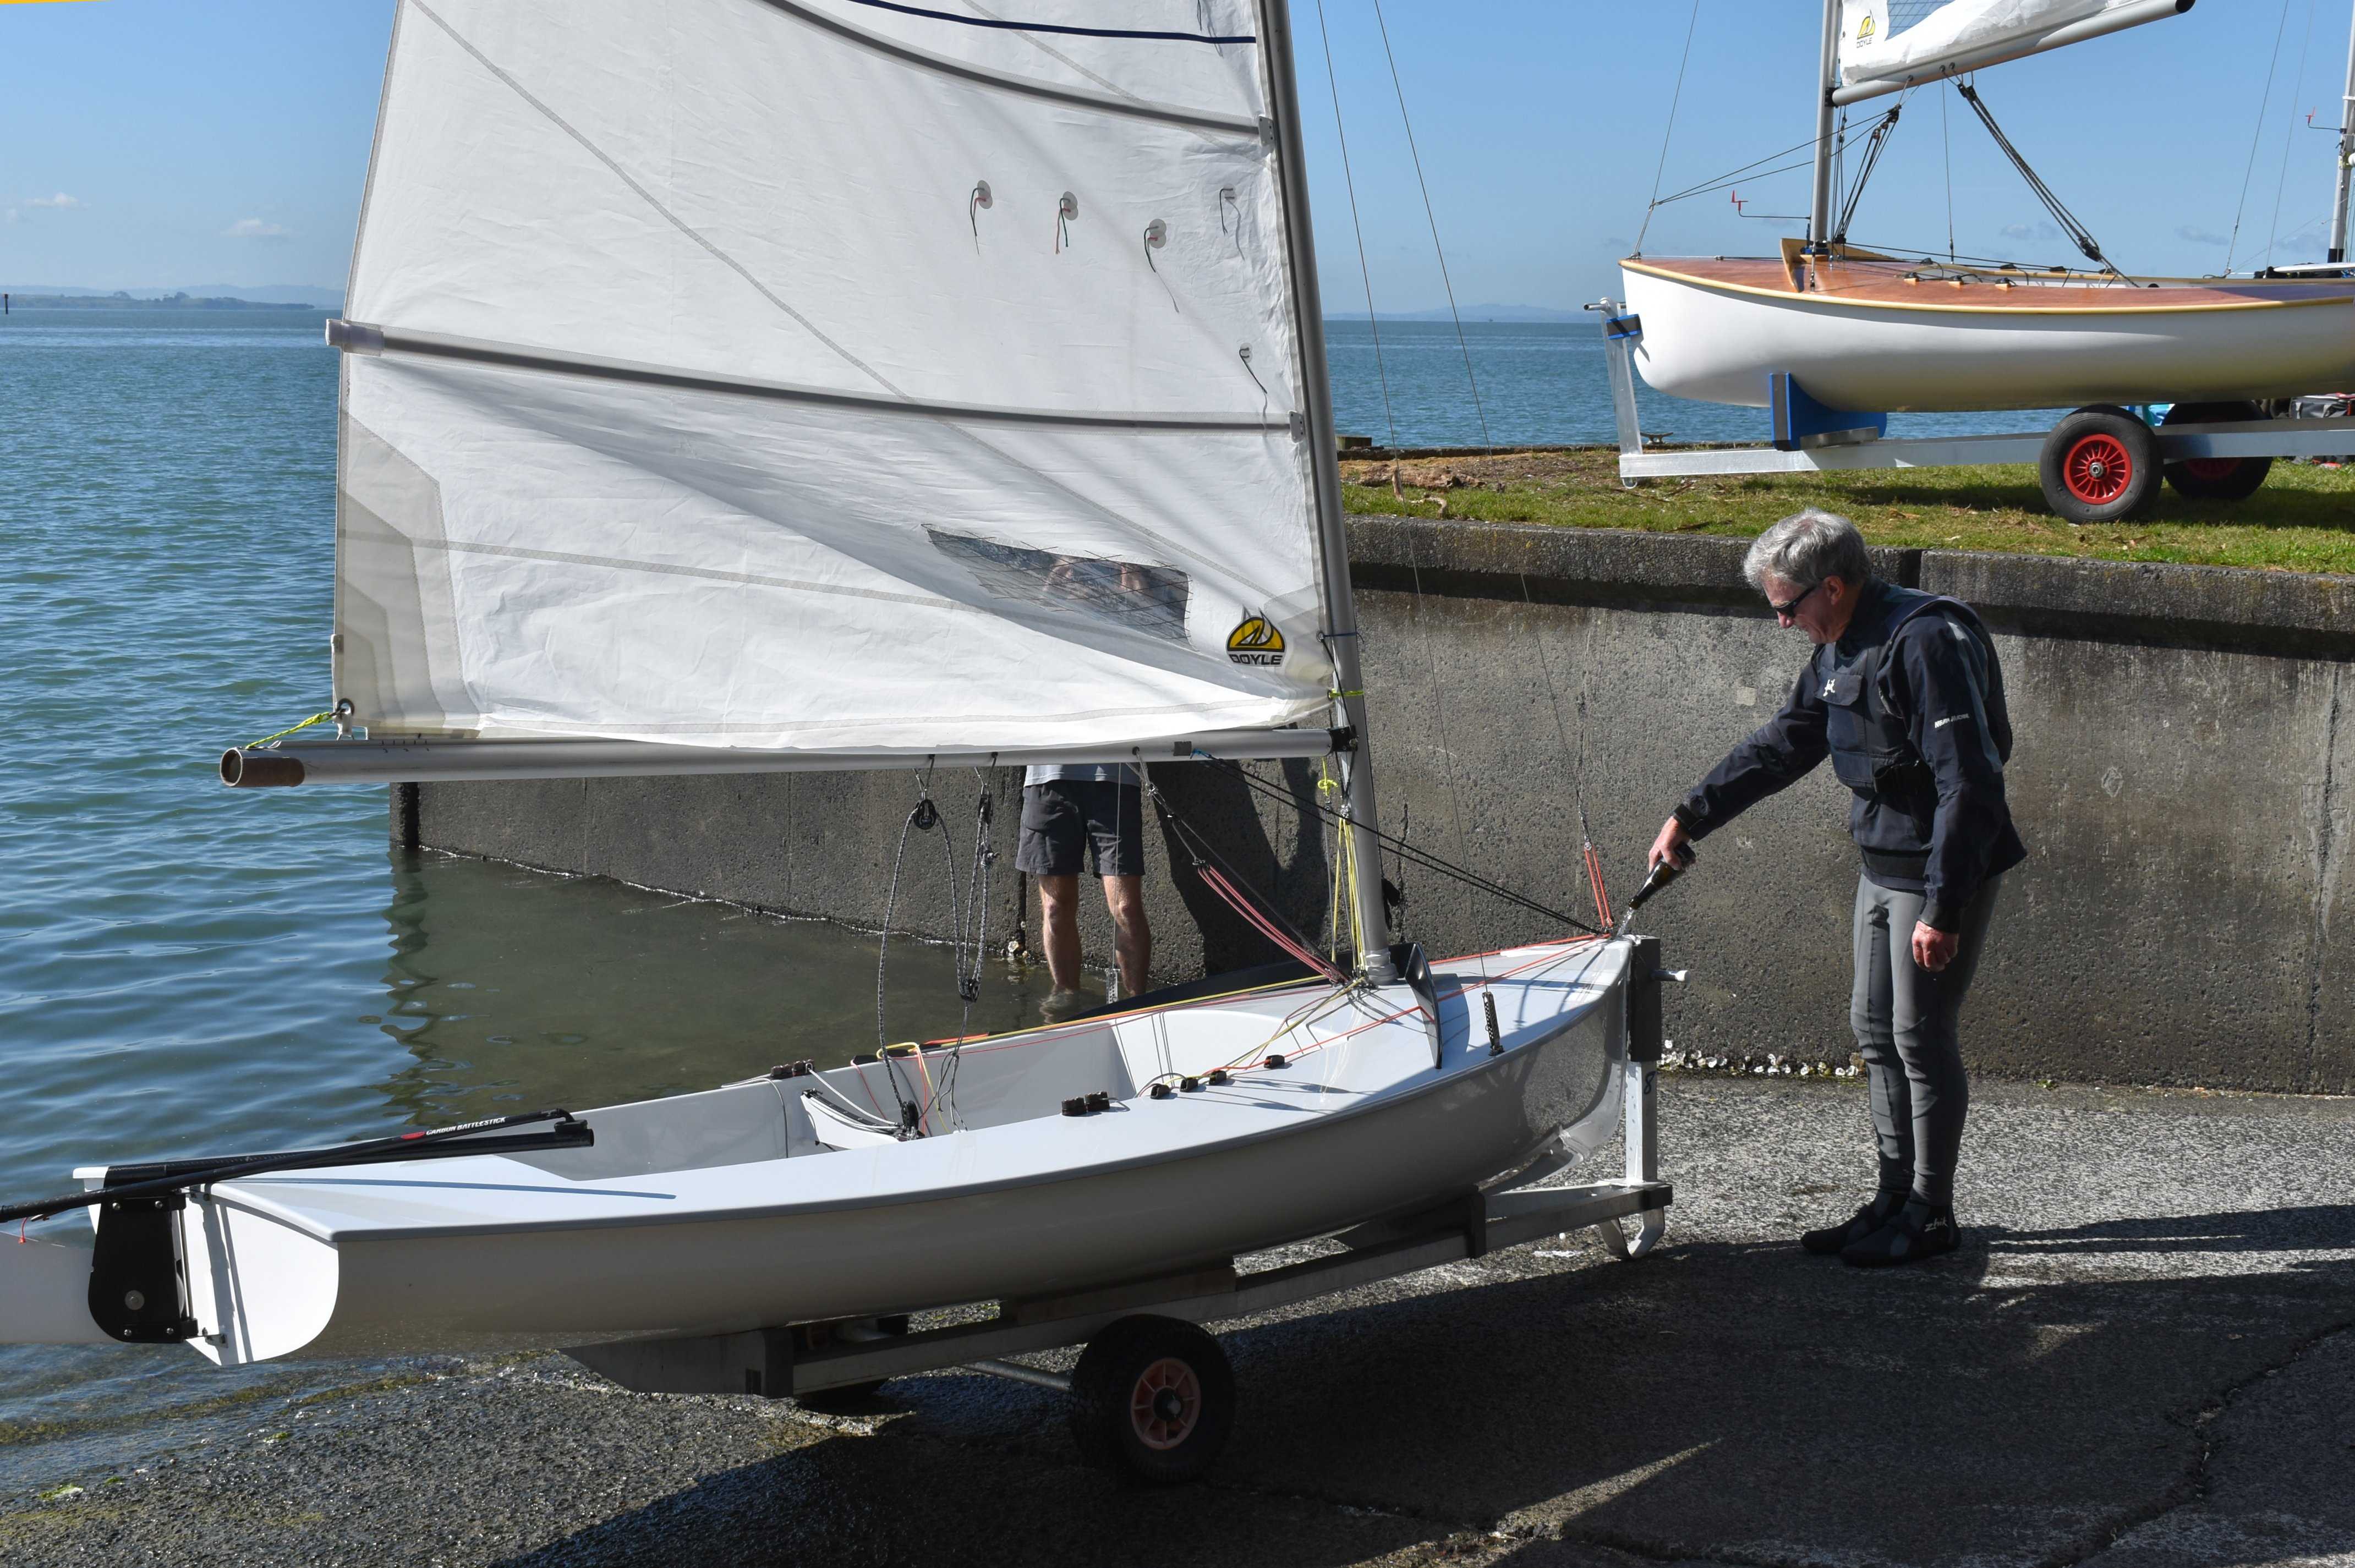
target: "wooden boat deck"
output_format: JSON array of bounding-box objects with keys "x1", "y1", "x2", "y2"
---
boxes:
[{"x1": 1625, "y1": 253, "x2": 2355, "y2": 316}]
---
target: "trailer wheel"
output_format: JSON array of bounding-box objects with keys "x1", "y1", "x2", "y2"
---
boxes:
[
  {"x1": 1068, "y1": 1315, "x2": 1234, "y2": 1485},
  {"x1": 2162, "y1": 401, "x2": 2274, "y2": 502},
  {"x1": 2040, "y1": 407, "x2": 2160, "y2": 524}
]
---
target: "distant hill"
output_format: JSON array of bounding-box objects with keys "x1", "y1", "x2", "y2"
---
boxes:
[
  {"x1": 2, "y1": 292, "x2": 327, "y2": 312},
  {"x1": 1, "y1": 283, "x2": 343, "y2": 310}
]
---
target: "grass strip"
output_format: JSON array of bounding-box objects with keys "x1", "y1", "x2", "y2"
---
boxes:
[{"x1": 1341, "y1": 448, "x2": 2355, "y2": 577}]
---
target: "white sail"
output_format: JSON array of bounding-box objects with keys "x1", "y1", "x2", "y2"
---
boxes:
[
  {"x1": 1838, "y1": 0, "x2": 2190, "y2": 95},
  {"x1": 333, "y1": 0, "x2": 1334, "y2": 753}
]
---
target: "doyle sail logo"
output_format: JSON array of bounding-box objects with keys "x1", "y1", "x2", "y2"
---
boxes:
[
  {"x1": 1226, "y1": 615, "x2": 1286, "y2": 667},
  {"x1": 1856, "y1": 12, "x2": 1876, "y2": 44}
]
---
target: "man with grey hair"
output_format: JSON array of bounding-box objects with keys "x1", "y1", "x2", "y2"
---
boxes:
[{"x1": 1649, "y1": 508, "x2": 2023, "y2": 1266}]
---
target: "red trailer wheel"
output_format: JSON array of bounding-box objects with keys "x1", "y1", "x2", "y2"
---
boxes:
[
  {"x1": 2063, "y1": 432, "x2": 2134, "y2": 505},
  {"x1": 2039, "y1": 407, "x2": 2161, "y2": 524},
  {"x1": 2161, "y1": 401, "x2": 2274, "y2": 502}
]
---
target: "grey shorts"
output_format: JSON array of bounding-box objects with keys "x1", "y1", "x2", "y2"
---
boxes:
[{"x1": 1016, "y1": 780, "x2": 1145, "y2": 879}]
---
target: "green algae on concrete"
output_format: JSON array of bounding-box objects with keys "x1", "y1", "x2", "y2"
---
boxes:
[{"x1": 1340, "y1": 448, "x2": 2355, "y2": 576}]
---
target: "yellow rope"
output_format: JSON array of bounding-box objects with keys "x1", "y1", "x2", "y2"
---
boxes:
[
  {"x1": 247, "y1": 711, "x2": 334, "y2": 749},
  {"x1": 1317, "y1": 760, "x2": 1369, "y2": 971}
]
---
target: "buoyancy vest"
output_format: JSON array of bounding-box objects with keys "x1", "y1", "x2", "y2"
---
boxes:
[{"x1": 1819, "y1": 592, "x2": 2012, "y2": 804}]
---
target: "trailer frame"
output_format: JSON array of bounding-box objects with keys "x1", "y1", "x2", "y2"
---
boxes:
[{"x1": 1590, "y1": 297, "x2": 2355, "y2": 507}]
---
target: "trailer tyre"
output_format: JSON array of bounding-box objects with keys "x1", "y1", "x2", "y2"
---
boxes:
[
  {"x1": 2041, "y1": 406, "x2": 2161, "y2": 524},
  {"x1": 2162, "y1": 401, "x2": 2274, "y2": 502},
  {"x1": 1069, "y1": 1315, "x2": 1234, "y2": 1485}
]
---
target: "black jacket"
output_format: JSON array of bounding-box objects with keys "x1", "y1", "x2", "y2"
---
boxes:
[{"x1": 1673, "y1": 580, "x2": 2026, "y2": 930}]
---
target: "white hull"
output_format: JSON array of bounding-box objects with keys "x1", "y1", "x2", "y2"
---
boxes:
[
  {"x1": 1622, "y1": 259, "x2": 2355, "y2": 413},
  {"x1": 9, "y1": 940, "x2": 1628, "y2": 1365}
]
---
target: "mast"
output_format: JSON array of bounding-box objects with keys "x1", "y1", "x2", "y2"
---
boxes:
[
  {"x1": 1252, "y1": 0, "x2": 1399, "y2": 984},
  {"x1": 1807, "y1": 0, "x2": 1843, "y2": 257},
  {"x1": 2332, "y1": 0, "x2": 2355, "y2": 262}
]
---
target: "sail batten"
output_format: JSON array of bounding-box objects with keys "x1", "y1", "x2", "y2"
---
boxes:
[
  {"x1": 330, "y1": 322, "x2": 1291, "y2": 432},
  {"x1": 336, "y1": 0, "x2": 1330, "y2": 754},
  {"x1": 744, "y1": 0, "x2": 1265, "y2": 132}
]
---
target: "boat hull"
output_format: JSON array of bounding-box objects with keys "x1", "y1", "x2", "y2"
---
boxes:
[
  {"x1": 1622, "y1": 257, "x2": 2355, "y2": 412},
  {"x1": 14, "y1": 940, "x2": 1627, "y2": 1364},
  {"x1": 316, "y1": 1015, "x2": 1611, "y2": 1357}
]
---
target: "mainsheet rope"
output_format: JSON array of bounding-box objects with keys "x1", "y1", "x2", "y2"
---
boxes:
[{"x1": 873, "y1": 771, "x2": 998, "y2": 1136}]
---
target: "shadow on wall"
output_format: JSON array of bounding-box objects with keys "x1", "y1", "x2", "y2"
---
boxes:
[{"x1": 1148, "y1": 758, "x2": 1335, "y2": 976}]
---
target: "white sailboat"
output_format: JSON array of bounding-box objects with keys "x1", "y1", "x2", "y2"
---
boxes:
[
  {"x1": 1622, "y1": 0, "x2": 2355, "y2": 415},
  {"x1": 3, "y1": 0, "x2": 1670, "y2": 1478}
]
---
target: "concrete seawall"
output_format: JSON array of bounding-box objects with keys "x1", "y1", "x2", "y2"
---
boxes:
[{"x1": 402, "y1": 517, "x2": 2352, "y2": 1094}]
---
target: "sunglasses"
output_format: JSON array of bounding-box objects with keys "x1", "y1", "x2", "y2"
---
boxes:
[{"x1": 1768, "y1": 580, "x2": 1822, "y2": 619}]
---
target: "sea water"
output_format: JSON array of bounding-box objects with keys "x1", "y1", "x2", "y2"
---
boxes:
[{"x1": 0, "y1": 310, "x2": 2052, "y2": 1484}]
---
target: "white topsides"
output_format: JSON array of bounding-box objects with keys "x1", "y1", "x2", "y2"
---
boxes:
[{"x1": 199, "y1": 940, "x2": 1621, "y2": 1247}]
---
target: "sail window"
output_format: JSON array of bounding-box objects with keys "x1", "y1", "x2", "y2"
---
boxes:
[{"x1": 928, "y1": 529, "x2": 1190, "y2": 644}]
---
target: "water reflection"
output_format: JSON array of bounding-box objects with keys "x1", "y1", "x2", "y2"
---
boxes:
[
  {"x1": 366, "y1": 850, "x2": 1058, "y2": 1129},
  {"x1": 0, "y1": 848, "x2": 1065, "y2": 1490}
]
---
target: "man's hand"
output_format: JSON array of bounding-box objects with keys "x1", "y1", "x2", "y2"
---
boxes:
[
  {"x1": 1648, "y1": 816, "x2": 1694, "y2": 874},
  {"x1": 1912, "y1": 920, "x2": 1959, "y2": 973}
]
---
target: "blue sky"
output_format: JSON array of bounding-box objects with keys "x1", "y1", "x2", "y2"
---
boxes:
[{"x1": 2, "y1": 0, "x2": 2348, "y2": 308}]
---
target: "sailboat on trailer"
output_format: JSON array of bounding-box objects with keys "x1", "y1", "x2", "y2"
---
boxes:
[
  {"x1": 2, "y1": 0, "x2": 1654, "y2": 1425},
  {"x1": 1623, "y1": 0, "x2": 2355, "y2": 416}
]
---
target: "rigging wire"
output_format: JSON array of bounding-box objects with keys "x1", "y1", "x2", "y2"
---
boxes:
[
  {"x1": 1368, "y1": 0, "x2": 1491, "y2": 451},
  {"x1": 1956, "y1": 84, "x2": 2123, "y2": 277},
  {"x1": 1942, "y1": 81, "x2": 1956, "y2": 265},
  {"x1": 1207, "y1": 758, "x2": 1601, "y2": 936},
  {"x1": 1647, "y1": 124, "x2": 1854, "y2": 210},
  {"x1": 1517, "y1": 572, "x2": 1607, "y2": 930},
  {"x1": 2264, "y1": 0, "x2": 2321, "y2": 270},
  {"x1": 1405, "y1": 532, "x2": 1476, "y2": 888},
  {"x1": 2228, "y1": 0, "x2": 2299, "y2": 273},
  {"x1": 1633, "y1": 0, "x2": 1705, "y2": 255},
  {"x1": 1311, "y1": 0, "x2": 1398, "y2": 448},
  {"x1": 1832, "y1": 102, "x2": 1904, "y2": 243},
  {"x1": 1310, "y1": 2, "x2": 1480, "y2": 887}
]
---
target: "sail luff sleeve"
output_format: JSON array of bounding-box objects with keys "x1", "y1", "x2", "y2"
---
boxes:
[{"x1": 334, "y1": 0, "x2": 1333, "y2": 754}]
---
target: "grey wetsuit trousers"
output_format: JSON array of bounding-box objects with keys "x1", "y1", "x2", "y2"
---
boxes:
[{"x1": 1849, "y1": 874, "x2": 2001, "y2": 1210}]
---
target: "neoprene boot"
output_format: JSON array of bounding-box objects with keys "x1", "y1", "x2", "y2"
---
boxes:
[
  {"x1": 1841, "y1": 1201, "x2": 1960, "y2": 1267},
  {"x1": 1800, "y1": 1193, "x2": 1904, "y2": 1255}
]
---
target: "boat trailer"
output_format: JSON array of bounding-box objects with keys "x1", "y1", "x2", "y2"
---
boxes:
[
  {"x1": 565, "y1": 939, "x2": 1679, "y2": 1485},
  {"x1": 1590, "y1": 298, "x2": 2355, "y2": 525}
]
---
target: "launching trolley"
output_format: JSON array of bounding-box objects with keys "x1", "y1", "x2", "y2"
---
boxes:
[
  {"x1": 566, "y1": 939, "x2": 1680, "y2": 1486},
  {"x1": 1590, "y1": 297, "x2": 2355, "y2": 525}
]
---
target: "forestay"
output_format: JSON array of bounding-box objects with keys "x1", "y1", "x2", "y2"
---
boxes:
[
  {"x1": 333, "y1": 0, "x2": 1333, "y2": 752},
  {"x1": 1838, "y1": 0, "x2": 2189, "y2": 93}
]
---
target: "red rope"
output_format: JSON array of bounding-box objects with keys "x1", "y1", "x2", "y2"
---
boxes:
[{"x1": 1196, "y1": 864, "x2": 1349, "y2": 983}]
